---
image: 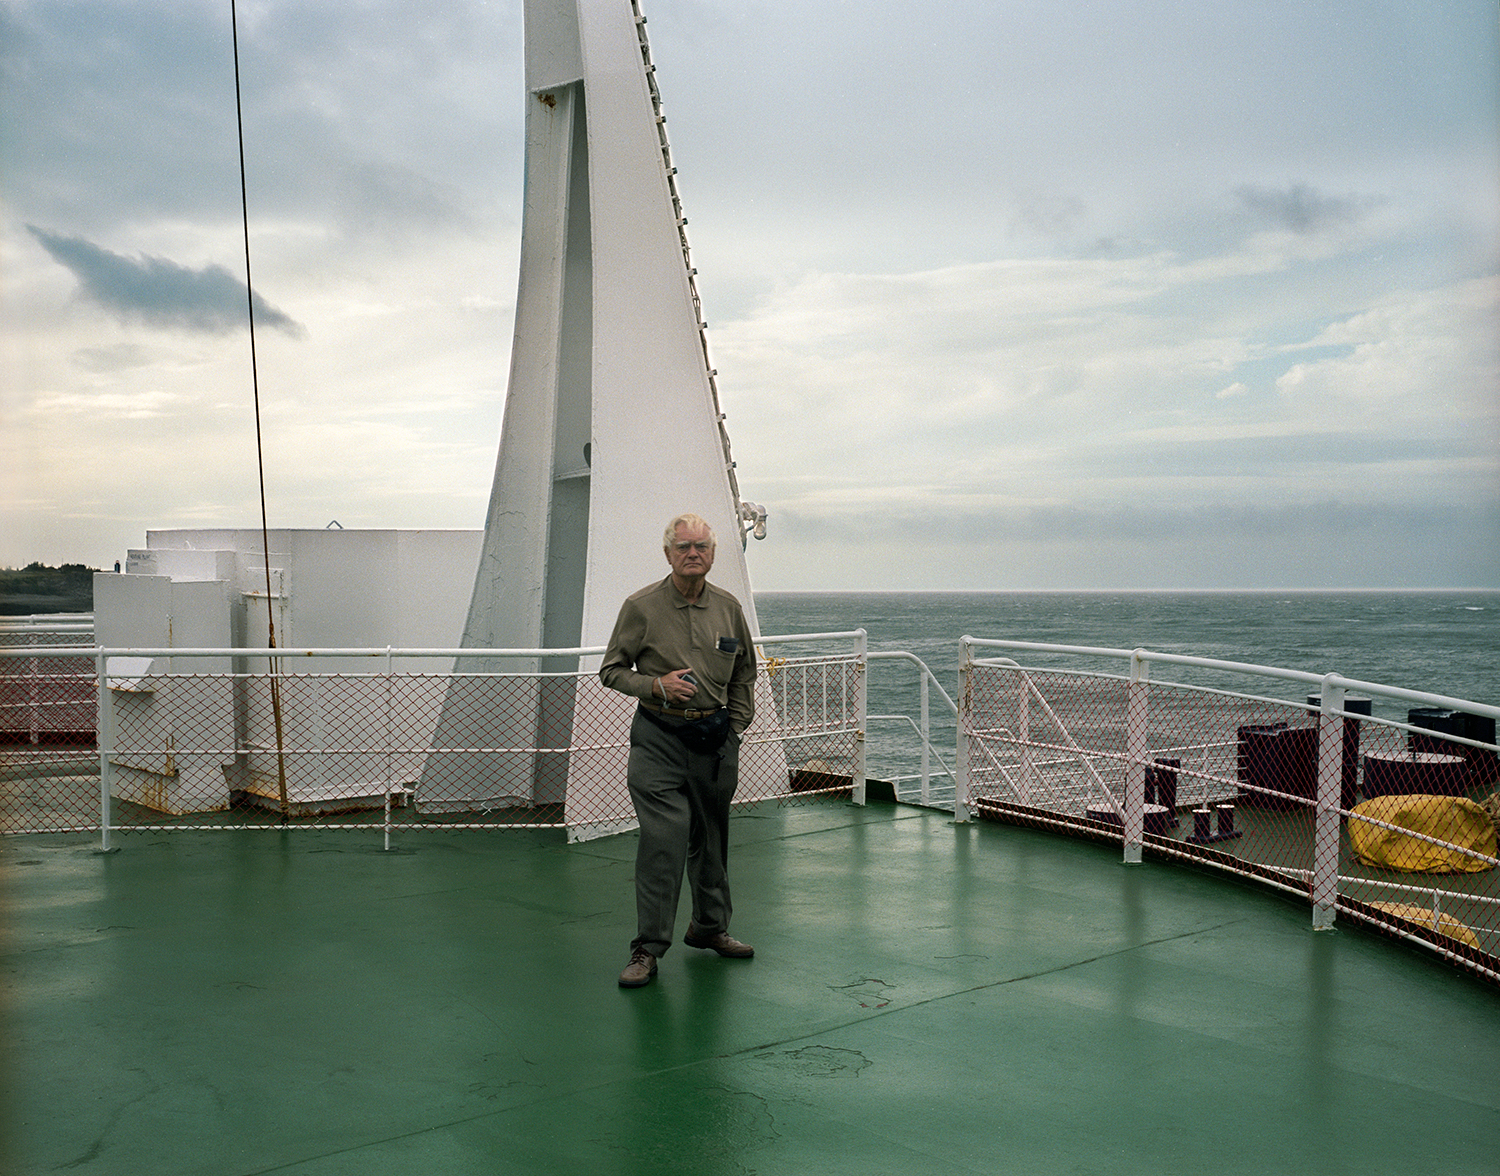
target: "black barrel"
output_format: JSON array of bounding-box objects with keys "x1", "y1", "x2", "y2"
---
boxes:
[
  {"x1": 1238, "y1": 724, "x2": 1317, "y2": 810},
  {"x1": 1145, "y1": 756, "x2": 1180, "y2": 819},
  {"x1": 1362, "y1": 751, "x2": 1469, "y2": 798},
  {"x1": 1408, "y1": 708, "x2": 1495, "y2": 791}
]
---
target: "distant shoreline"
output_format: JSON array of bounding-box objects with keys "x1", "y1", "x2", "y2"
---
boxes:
[
  {"x1": 0, "y1": 598, "x2": 93, "y2": 617},
  {"x1": 754, "y1": 587, "x2": 1500, "y2": 596}
]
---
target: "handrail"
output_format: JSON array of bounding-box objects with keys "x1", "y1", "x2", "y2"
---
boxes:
[
  {"x1": 0, "y1": 646, "x2": 611, "y2": 660},
  {"x1": 759, "y1": 629, "x2": 865, "y2": 646},
  {"x1": 867, "y1": 650, "x2": 959, "y2": 716},
  {"x1": 962, "y1": 637, "x2": 1500, "y2": 721},
  {"x1": 5, "y1": 633, "x2": 871, "y2": 661},
  {"x1": 868, "y1": 713, "x2": 956, "y2": 777},
  {"x1": 0, "y1": 645, "x2": 100, "y2": 658}
]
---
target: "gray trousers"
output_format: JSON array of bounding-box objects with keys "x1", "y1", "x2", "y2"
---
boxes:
[{"x1": 626, "y1": 708, "x2": 739, "y2": 957}]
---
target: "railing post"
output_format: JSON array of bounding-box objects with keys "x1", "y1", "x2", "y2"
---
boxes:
[
  {"x1": 955, "y1": 637, "x2": 973, "y2": 822},
  {"x1": 1123, "y1": 651, "x2": 1149, "y2": 864},
  {"x1": 383, "y1": 646, "x2": 394, "y2": 852},
  {"x1": 1312, "y1": 675, "x2": 1345, "y2": 930},
  {"x1": 1017, "y1": 671, "x2": 1033, "y2": 806},
  {"x1": 27, "y1": 634, "x2": 40, "y2": 745},
  {"x1": 853, "y1": 628, "x2": 867, "y2": 805},
  {"x1": 96, "y1": 647, "x2": 114, "y2": 852},
  {"x1": 919, "y1": 667, "x2": 931, "y2": 807}
]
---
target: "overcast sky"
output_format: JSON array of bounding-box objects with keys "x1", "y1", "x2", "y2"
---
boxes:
[{"x1": 3, "y1": 0, "x2": 1497, "y2": 590}]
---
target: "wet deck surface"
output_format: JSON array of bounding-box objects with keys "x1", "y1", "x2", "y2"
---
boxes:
[{"x1": 4, "y1": 800, "x2": 1499, "y2": 1175}]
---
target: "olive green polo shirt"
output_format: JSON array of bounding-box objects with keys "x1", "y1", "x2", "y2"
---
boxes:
[{"x1": 600, "y1": 576, "x2": 757, "y2": 734}]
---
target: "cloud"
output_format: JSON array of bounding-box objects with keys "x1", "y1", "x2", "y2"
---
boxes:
[
  {"x1": 749, "y1": 499, "x2": 1500, "y2": 590},
  {"x1": 70, "y1": 343, "x2": 155, "y2": 374},
  {"x1": 1009, "y1": 191, "x2": 1089, "y2": 239},
  {"x1": 27, "y1": 226, "x2": 305, "y2": 337},
  {"x1": 719, "y1": 253, "x2": 1496, "y2": 540},
  {"x1": 1235, "y1": 183, "x2": 1370, "y2": 234},
  {"x1": 791, "y1": 498, "x2": 1492, "y2": 545},
  {"x1": 333, "y1": 162, "x2": 472, "y2": 241},
  {"x1": 1274, "y1": 277, "x2": 1500, "y2": 418},
  {"x1": 2, "y1": 0, "x2": 1495, "y2": 589},
  {"x1": 30, "y1": 389, "x2": 187, "y2": 421}
]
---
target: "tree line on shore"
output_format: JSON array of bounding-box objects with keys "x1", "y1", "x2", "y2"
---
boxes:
[{"x1": 0, "y1": 563, "x2": 99, "y2": 615}]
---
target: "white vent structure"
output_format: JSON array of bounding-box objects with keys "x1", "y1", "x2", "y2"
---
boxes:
[{"x1": 418, "y1": 0, "x2": 782, "y2": 831}]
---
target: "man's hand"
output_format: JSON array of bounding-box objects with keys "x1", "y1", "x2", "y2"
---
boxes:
[{"x1": 659, "y1": 668, "x2": 698, "y2": 705}]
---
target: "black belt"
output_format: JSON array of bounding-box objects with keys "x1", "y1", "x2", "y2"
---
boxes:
[{"x1": 640, "y1": 699, "x2": 723, "y2": 722}]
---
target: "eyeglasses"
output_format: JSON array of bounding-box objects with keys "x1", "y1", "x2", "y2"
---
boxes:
[{"x1": 672, "y1": 541, "x2": 713, "y2": 553}]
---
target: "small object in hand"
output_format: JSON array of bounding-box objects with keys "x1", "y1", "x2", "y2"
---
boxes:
[{"x1": 682, "y1": 671, "x2": 697, "y2": 686}]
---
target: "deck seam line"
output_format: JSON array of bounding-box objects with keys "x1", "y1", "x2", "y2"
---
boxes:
[
  {"x1": 733, "y1": 808, "x2": 933, "y2": 848},
  {"x1": 222, "y1": 920, "x2": 1249, "y2": 1176},
  {"x1": 727, "y1": 917, "x2": 1249, "y2": 1057}
]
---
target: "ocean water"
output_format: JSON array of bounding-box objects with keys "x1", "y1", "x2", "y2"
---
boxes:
[{"x1": 754, "y1": 590, "x2": 1500, "y2": 781}]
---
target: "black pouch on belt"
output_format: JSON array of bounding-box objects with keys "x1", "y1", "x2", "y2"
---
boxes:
[{"x1": 640, "y1": 703, "x2": 731, "y2": 755}]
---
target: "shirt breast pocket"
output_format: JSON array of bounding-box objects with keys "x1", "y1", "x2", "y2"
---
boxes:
[{"x1": 705, "y1": 635, "x2": 738, "y2": 687}]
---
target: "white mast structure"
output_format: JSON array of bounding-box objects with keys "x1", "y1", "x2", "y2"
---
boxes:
[{"x1": 419, "y1": 0, "x2": 774, "y2": 827}]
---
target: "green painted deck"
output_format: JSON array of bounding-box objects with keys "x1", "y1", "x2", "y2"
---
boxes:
[{"x1": 4, "y1": 800, "x2": 1498, "y2": 1175}]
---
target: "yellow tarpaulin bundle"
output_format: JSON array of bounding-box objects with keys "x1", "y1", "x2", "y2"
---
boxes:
[
  {"x1": 1349, "y1": 794, "x2": 1497, "y2": 874},
  {"x1": 1367, "y1": 902, "x2": 1482, "y2": 948}
]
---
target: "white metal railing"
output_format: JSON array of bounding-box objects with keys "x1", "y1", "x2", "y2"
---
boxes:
[
  {"x1": 759, "y1": 629, "x2": 868, "y2": 803},
  {"x1": 957, "y1": 637, "x2": 1500, "y2": 976},
  {"x1": 0, "y1": 629, "x2": 957, "y2": 846},
  {"x1": 867, "y1": 650, "x2": 957, "y2": 807},
  {"x1": 1, "y1": 635, "x2": 871, "y2": 848},
  {"x1": 0, "y1": 614, "x2": 95, "y2": 629},
  {"x1": 9, "y1": 630, "x2": 1498, "y2": 979},
  {"x1": 0, "y1": 624, "x2": 98, "y2": 743}
]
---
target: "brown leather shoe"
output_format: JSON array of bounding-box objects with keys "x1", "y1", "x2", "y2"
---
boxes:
[
  {"x1": 618, "y1": 947, "x2": 658, "y2": 987},
  {"x1": 684, "y1": 923, "x2": 754, "y2": 958}
]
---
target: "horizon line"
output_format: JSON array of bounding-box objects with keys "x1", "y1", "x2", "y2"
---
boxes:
[{"x1": 751, "y1": 586, "x2": 1500, "y2": 595}]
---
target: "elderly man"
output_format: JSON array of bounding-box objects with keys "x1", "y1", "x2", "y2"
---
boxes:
[{"x1": 600, "y1": 512, "x2": 758, "y2": 987}]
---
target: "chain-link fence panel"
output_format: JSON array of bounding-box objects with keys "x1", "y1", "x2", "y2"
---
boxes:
[
  {"x1": 1, "y1": 636, "x2": 98, "y2": 833},
  {"x1": 0, "y1": 635, "x2": 96, "y2": 746},
  {"x1": 1336, "y1": 704, "x2": 1499, "y2": 978},
  {"x1": 3, "y1": 645, "x2": 865, "y2": 837}
]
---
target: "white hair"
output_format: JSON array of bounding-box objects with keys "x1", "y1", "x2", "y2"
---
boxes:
[{"x1": 662, "y1": 512, "x2": 716, "y2": 551}]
